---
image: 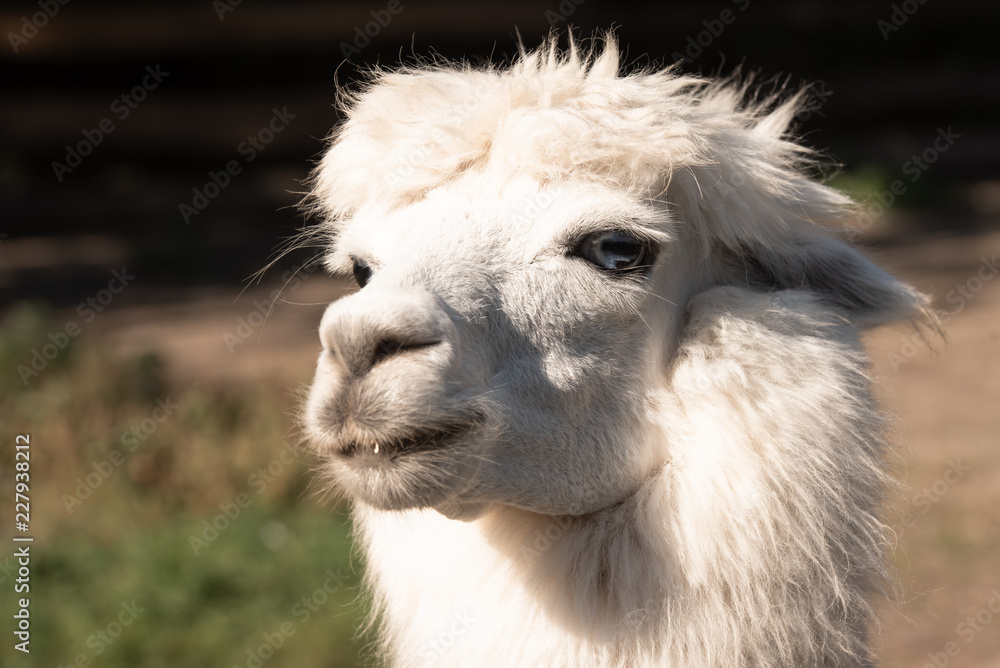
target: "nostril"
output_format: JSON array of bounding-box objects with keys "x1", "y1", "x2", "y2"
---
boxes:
[
  {"x1": 372, "y1": 339, "x2": 404, "y2": 366},
  {"x1": 371, "y1": 338, "x2": 439, "y2": 367}
]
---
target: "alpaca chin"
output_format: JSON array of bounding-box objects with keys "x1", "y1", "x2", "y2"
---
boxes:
[{"x1": 435, "y1": 499, "x2": 493, "y2": 521}]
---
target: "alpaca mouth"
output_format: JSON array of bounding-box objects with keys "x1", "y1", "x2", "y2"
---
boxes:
[
  {"x1": 324, "y1": 416, "x2": 489, "y2": 511},
  {"x1": 334, "y1": 418, "x2": 483, "y2": 463}
]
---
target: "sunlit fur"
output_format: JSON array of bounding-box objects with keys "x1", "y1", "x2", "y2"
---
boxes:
[{"x1": 301, "y1": 35, "x2": 931, "y2": 667}]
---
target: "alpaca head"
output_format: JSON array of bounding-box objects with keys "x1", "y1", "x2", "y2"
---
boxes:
[{"x1": 302, "y1": 37, "x2": 927, "y2": 520}]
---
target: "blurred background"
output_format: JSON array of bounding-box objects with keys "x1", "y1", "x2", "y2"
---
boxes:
[{"x1": 1, "y1": 1, "x2": 997, "y2": 666}]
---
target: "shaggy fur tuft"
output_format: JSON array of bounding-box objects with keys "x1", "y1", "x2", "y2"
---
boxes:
[{"x1": 299, "y1": 34, "x2": 928, "y2": 667}]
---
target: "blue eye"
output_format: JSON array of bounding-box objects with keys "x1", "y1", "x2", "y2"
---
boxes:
[
  {"x1": 576, "y1": 230, "x2": 655, "y2": 272},
  {"x1": 352, "y1": 258, "x2": 373, "y2": 287}
]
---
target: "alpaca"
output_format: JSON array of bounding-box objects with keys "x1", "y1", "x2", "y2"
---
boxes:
[{"x1": 300, "y1": 36, "x2": 931, "y2": 667}]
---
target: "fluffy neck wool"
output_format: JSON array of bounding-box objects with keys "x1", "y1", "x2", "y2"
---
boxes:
[{"x1": 352, "y1": 286, "x2": 890, "y2": 668}]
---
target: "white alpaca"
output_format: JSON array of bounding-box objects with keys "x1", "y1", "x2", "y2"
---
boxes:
[{"x1": 300, "y1": 37, "x2": 931, "y2": 667}]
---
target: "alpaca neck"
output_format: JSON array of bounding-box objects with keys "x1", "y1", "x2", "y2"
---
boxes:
[{"x1": 355, "y1": 288, "x2": 889, "y2": 667}]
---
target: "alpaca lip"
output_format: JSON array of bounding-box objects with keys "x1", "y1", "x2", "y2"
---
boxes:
[
  {"x1": 326, "y1": 417, "x2": 488, "y2": 511},
  {"x1": 336, "y1": 422, "x2": 477, "y2": 461}
]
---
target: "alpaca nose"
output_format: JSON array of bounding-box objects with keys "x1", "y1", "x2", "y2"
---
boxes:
[{"x1": 319, "y1": 290, "x2": 454, "y2": 377}]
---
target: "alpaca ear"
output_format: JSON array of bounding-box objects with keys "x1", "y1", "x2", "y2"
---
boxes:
[{"x1": 718, "y1": 236, "x2": 932, "y2": 329}]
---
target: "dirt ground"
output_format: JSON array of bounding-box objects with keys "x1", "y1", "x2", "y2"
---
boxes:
[
  {"x1": 861, "y1": 227, "x2": 1000, "y2": 668},
  {"x1": 62, "y1": 223, "x2": 1000, "y2": 666}
]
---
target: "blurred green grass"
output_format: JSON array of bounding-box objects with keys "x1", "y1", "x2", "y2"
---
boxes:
[
  {"x1": 825, "y1": 164, "x2": 969, "y2": 214},
  {"x1": 826, "y1": 165, "x2": 890, "y2": 203},
  {"x1": 0, "y1": 302, "x2": 371, "y2": 668}
]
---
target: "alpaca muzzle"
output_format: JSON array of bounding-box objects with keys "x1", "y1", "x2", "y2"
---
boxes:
[
  {"x1": 318, "y1": 288, "x2": 455, "y2": 379},
  {"x1": 306, "y1": 287, "x2": 491, "y2": 509}
]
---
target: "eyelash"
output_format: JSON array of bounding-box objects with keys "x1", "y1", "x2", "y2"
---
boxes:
[{"x1": 570, "y1": 229, "x2": 657, "y2": 274}]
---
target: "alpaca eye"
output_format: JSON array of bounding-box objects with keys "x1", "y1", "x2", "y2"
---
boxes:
[
  {"x1": 576, "y1": 230, "x2": 654, "y2": 272},
  {"x1": 352, "y1": 258, "x2": 373, "y2": 288}
]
